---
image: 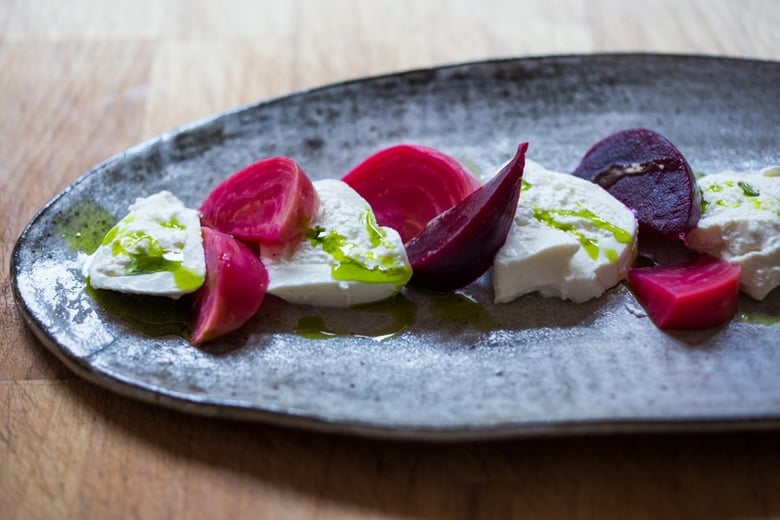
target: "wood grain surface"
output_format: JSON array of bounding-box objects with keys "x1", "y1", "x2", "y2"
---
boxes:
[{"x1": 2, "y1": 1, "x2": 779, "y2": 518}]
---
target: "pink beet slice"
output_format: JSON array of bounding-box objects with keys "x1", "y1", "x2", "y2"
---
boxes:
[
  {"x1": 341, "y1": 144, "x2": 481, "y2": 243},
  {"x1": 191, "y1": 227, "x2": 269, "y2": 345},
  {"x1": 627, "y1": 254, "x2": 741, "y2": 330},
  {"x1": 572, "y1": 128, "x2": 701, "y2": 241},
  {"x1": 200, "y1": 156, "x2": 319, "y2": 246},
  {"x1": 404, "y1": 142, "x2": 528, "y2": 292}
]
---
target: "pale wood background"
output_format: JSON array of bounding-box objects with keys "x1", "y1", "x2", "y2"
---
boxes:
[{"x1": 2, "y1": 1, "x2": 779, "y2": 518}]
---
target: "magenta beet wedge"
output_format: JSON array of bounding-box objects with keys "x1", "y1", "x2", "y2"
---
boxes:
[
  {"x1": 191, "y1": 228, "x2": 269, "y2": 345},
  {"x1": 405, "y1": 143, "x2": 528, "y2": 292}
]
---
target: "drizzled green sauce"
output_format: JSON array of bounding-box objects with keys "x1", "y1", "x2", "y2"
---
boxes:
[
  {"x1": 292, "y1": 289, "x2": 499, "y2": 340},
  {"x1": 86, "y1": 285, "x2": 191, "y2": 338},
  {"x1": 161, "y1": 217, "x2": 186, "y2": 230},
  {"x1": 532, "y1": 206, "x2": 632, "y2": 261},
  {"x1": 429, "y1": 291, "x2": 497, "y2": 331},
  {"x1": 306, "y1": 209, "x2": 412, "y2": 286},
  {"x1": 58, "y1": 201, "x2": 192, "y2": 339},
  {"x1": 737, "y1": 312, "x2": 780, "y2": 326},
  {"x1": 702, "y1": 178, "x2": 779, "y2": 217},
  {"x1": 738, "y1": 181, "x2": 761, "y2": 197},
  {"x1": 104, "y1": 222, "x2": 203, "y2": 292},
  {"x1": 56, "y1": 201, "x2": 117, "y2": 254},
  {"x1": 295, "y1": 295, "x2": 417, "y2": 340}
]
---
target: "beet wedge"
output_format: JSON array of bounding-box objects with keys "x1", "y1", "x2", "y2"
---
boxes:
[
  {"x1": 572, "y1": 128, "x2": 701, "y2": 241},
  {"x1": 627, "y1": 254, "x2": 741, "y2": 330},
  {"x1": 405, "y1": 142, "x2": 528, "y2": 292},
  {"x1": 200, "y1": 156, "x2": 320, "y2": 247},
  {"x1": 191, "y1": 227, "x2": 269, "y2": 345},
  {"x1": 341, "y1": 144, "x2": 481, "y2": 243}
]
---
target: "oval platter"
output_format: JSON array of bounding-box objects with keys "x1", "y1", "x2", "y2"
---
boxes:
[{"x1": 11, "y1": 54, "x2": 780, "y2": 440}]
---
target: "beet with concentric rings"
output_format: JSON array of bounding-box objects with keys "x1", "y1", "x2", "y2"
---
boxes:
[{"x1": 342, "y1": 144, "x2": 481, "y2": 243}]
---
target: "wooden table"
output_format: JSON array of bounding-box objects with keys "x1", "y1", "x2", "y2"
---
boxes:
[{"x1": 2, "y1": 1, "x2": 779, "y2": 518}]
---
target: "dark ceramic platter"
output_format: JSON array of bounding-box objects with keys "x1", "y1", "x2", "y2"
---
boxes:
[{"x1": 12, "y1": 55, "x2": 780, "y2": 440}]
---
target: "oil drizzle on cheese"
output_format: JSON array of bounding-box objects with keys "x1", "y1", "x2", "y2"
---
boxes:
[
  {"x1": 102, "y1": 220, "x2": 202, "y2": 292},
  {"x1": 532, "y1": 206, "x2": 632, "y2": 261},
  {"x1": 305, "y1": 209, "x2": 412, "y2": 287},
  {"x1": 703, "y1": 178, "x2": 780, "y2": 217}
]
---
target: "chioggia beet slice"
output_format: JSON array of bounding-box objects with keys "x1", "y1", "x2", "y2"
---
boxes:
[
  {"x1": 626, "y1": 254, "x2": 741, "y2": 330},
  {"x1": 341, "y1": 144, "x2": 481, "y2": 243},
  {"x1": 572, "y1": 128, "x2": 701, "y2": 241},
  {"x1": 191, "y1": 227, "x2": 269, "y2": 345},
  {"x1": 404, "y1": 142, "x2": 528, "y2": 292},
  {"x1": 200, "y1": 156, "x2": 320, "y2": 246}
]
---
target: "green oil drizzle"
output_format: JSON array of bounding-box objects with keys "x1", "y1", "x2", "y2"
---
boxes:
[
  {"x1": 703, "y1": 178, "x2": 780, "y2": 217},
  {"x1": 294, "y1": 294, "x2": 417, "y2": 340},
  {"x1": 86, "y1": 285, "x2": 191, "y2": 338},
  {"x1": 59, "y1": 201, "x2": 193, "y2": 338},
  {"x1": 101, "y1": 219, "x2": 202, "y2": 292},
  {"x1": 738, "y1": 181, "x2": 761, "y2": 197},
  {"x1": 737, "y1": 312, "x2": 780, "y2": 326},
  {"x1": 429, "y1": 291, "x2": 497, "y2": 331},
  {"x1": 306, "y1": 209, "x2": 412, "y2": 287},
  {"x1": 532, "y1": 206, "x2": 632, "y2": 261},
  {"x1": 715, "y1": 199, "x2": 741, "y2": 209},
  {"x1": 161, "y1": 216, "x2": 186, "y2": 230},
  {"x1": 56, "y1": 201, "x2": 117, "y2": 254}
]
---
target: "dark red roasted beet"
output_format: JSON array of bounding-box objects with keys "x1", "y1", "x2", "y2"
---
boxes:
[
  {"x1": 404, "y1": 143, "x2": 528, "y2": 292},
  {"x1": 341, "y1": 144, "x2": 481, "y2": 243},
  {"x1": 627, "y1": 254, "x2": 741, "y2": 330},
  {"x1": 572, "y1": 128, "x2": 701, "y2": 241},
  {"x1": 191, "y1": 227, "x2": 269, "y2": 345}
]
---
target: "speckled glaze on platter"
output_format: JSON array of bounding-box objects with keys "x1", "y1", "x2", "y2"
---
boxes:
[{"x1": 11, "y1": 54, "x2": 780, "y2": 440}]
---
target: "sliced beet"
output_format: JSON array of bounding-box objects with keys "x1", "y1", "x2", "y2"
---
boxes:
[
  {"x1": 572, "y1": 128, "x2": 701, "y2": 241},
  {"x1": 191, "y1": 227, "x2": 269, "y2": 345},
  {"x1": 627, "y1": 254, "x2": 741, "y2": 330},
  {"x1": 404, "y1": 142, "x2": 528, "y2": 292},
  {"x1": 200, "y1": 156, "x2": 320, "y2": 246},
  {"x1": 341, "y1": 144, "x2": 481, "y2": 243}
]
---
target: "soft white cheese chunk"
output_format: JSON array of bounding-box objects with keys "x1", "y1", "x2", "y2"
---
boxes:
[
  {"x1": 263, "y1": 179, "x2": 412, "y2": 307},
  {"x1": 686, "y1": 165, "x2": 780, "y2": 300},
  {"x1": 82, "y1": 191, "x2": 206, "y2": 299},
  {"x1": 492, "y1": 160, "x2": 638, "y2": 303}
]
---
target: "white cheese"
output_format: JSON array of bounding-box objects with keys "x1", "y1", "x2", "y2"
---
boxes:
[
  {"x1": 492, "y1": 160, "x2": 638, "y2": 303},
  {"x1": 686, "y1": 165, "x2": 780, "y2": 300},
  {"x1": 82, "y1": 191, "x2": 206, "y2": 298},
  {"x1": 263, "y1": 179, "x2": 412, "y2": 307}
]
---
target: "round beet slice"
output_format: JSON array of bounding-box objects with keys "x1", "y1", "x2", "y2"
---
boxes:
[
  {"x1": 341, "y1": 144, "x2": 481, "y2": 243},
  {"x1": 200, "y1": 156, "x2": 320, "y2": 246},
  {"x1": 191, "y1": 227, "x2": 269, "y2": 345},
  {"x1": 405, "y1": 142, "x2": 528, "y2": 292},
  {"x1": 572, "y1": 128, "x2": 701, "y2": 241}
]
